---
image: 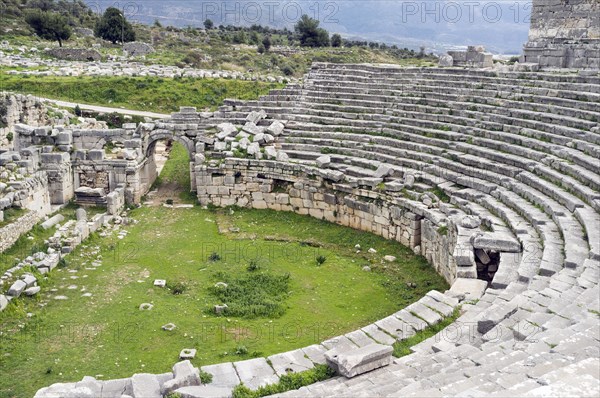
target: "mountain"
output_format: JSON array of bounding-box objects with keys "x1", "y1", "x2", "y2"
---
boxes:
[{"x1": 85, "y1": 0, "x2": 531, "y2": 54}]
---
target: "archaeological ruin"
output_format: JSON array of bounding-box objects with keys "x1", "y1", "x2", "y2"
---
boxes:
[{"x1": 0, "y1": 0, "x2": 598, "y2": 397}]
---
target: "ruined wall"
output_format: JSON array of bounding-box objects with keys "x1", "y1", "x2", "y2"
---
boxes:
[
  {"x1": 523, "y1": 0, "x2": 600, "y2": 69},
  {"x1": 0, "y1": 94, "x2": 48, "y2": 149},
  {"x1": 528, "y1": 0, "x2": 599, "y2": 41},
  {"x1": 0, "y1": 211, "x2": 41, "y2": 253},
  {"x1": 196, "y1": 159, "x2": 457, "y2": 284}
]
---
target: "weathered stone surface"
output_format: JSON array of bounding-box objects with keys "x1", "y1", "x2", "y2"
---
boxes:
[
  {"x1": 179, "y1": 349, "x2": 197, "y2": 360},
  {"x1": 41, "y1": 214, "x2": 64, "y2": 230},
  {"x1": 7, "y1": 280, "x2": 27, "y2": 297},
  {"x1": 201, "y1": 362, "x2": 240, "y2": 388},
  {"x1": 473, "y1": 232, "x2": 521, "y2": 252},
  {"x1": 448, "y1": 278, "x2": 488, "y2": 301},
  {"x1": 131, "y1": 374, "x2": 161, "y2": 398},
  {"x1": 175, "y1": 385, "x2": 232, "y2": 398},
  {"x1": 325, "y1": 343, "x2": 393, "y2": 378},
  {"x1": 162, "y1": 360, "x2": 200, "y2": 395},
  {"x1": 233, "y1": 358, "x2": 278, "y2": 390},
  {"x1": 0, "y1": 295, "x2": 8, "y2": 311},
  {"x1": 316, "y1": 155, "x2": 331, "y2": 168}
]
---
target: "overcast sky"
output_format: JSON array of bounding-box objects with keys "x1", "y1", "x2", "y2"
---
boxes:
[{"x1": 86, "y1": 0, "x2": 532, "y2": 53}]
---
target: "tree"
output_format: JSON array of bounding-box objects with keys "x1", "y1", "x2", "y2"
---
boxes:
[
  {"x1": 331, "y1": 33, "x2": 342, "y2": 48},
  {"x1": 232, "y1": 30, "x2": 247, "y2": 44},
  {"x1": 257, "y1": 43, "x2": 266, "y2": 54},
  {"x1": 204, "y1": 19, "x2": 214, "y2": 30},
  {"x1": 295, "y1": 15, "x2": 329, "y2": 47},
  {"x1": 262, "y1": 35, "x2": 272, "y2": 52},
  {"x1": 94, "y1": 7, "x2": 136, "y2": 44},
  {"x1": 25, "y1": 10, "x2": 72, "y2": 47}
]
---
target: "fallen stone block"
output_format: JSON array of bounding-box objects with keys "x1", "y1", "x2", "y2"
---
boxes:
[
  {"x1": 41, "y1": 214, "x2": 64, "y2": 230},
  {"x1": 316, "y1": 155, "x2": 331, "y2": 168},
  {"x1": 7, "y1": 280, "x2": 27, "y2": 297},
  {"x1": 325, "y1": 343, "x2": 393, "y2": 378},
  {"x1": 472, "y1": 232, "x2": 521, "y2": 253},
  {"x1": 131, "y1": 373, "x2": 161, "y2": 398},
  {"x1": 161, "y1": 360, "x2": 201, "y2": 395},
  {"x1": 448, "y1": 278, "x2": 488, "y2": 302}
]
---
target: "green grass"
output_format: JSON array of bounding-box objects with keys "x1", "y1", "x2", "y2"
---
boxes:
[
  {"x1": 392, "y1": 308, "x2": 461, "y2": 357},
  {"x1": 0, "y1": 74, "x2": 283, "y2": 114},
  {"x1": 0, "y1": 207, "x2": 27, "y2": 228},
  {"x1": 207, "y1": 271, "x2": 291, "y2": 318},
  {"x1": 232, "y1": 364, "x2": 335, "y2": 398},
  {"x1": 0, "y1": 205, "x2": 447, "y2": 398}
]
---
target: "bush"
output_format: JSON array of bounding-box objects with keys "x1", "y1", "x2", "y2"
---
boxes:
[
  {"x1": 316, "y1": 255, "x2": 326, "y2": 266},
  {"x1": 74, "y1": 105, "x2": 82, "y2": 117},
  {"x1": 165, "y1": 199, "x2": 174, "y2": 205},
  {"x1": 235, "y1": 345, "x2": 248, "y2": 355},
  {"x1": 209, "y1": 252, "x2": 221, "y2": 262},
  {"x1": 281, "y1": 64, "x2": 295, "y2": 76},
  {"x1": 247, "y1": 260, "x2": 260, "y2": 272},
  {"x1": 167, "y1": 280, "x2": 187, "y2": 295}
]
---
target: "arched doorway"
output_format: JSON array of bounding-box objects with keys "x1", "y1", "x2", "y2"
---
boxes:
[{"x1": 141, "y1": 133, "x2": 196, "y2": 205}]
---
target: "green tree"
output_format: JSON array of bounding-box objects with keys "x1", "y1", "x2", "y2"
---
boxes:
[
  {"x1": 331, "y1": 33, "x2": 342, "y2": 47},
  {"x1": 232, "y1": 30, "x2": 247, "y2": 44},
  {"x1": 94, "y1": 7, "x2": 136, "y2": 44},
  {"x1": 295, "y1": 15, "x2": 329, "y2": 47},
  {"x1": 204, "y1": 19, "x2": 214, "y2": 30},
  {"x1": 262, "y1": 35, "x2": 272, "y2": 52},
  {"x1": 25, "y1": 10, "x2": 72, "y2": 47}
]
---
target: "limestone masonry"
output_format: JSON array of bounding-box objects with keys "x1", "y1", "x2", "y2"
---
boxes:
[
  {"x1": 523, "y1": 0, "x2": 600, "y2": 69},
  {"x1": 9, "y1": 61, "x2": 597, "y2": 397},
  {"x1": 1, "y1": 2, "x2": 599, "y2": 395}
]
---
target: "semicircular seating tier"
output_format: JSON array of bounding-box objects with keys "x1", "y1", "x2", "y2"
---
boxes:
[
  {"x1": 207, "y1": 63, "x2": 600, "y2": 397},
  {"x1": 34, "y1": 63, "x2": 600, "y2": 397}
]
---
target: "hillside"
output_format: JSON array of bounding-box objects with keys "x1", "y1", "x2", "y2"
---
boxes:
[{"x1": 0, "y1": 0, "x2": 437, "y2": 78}]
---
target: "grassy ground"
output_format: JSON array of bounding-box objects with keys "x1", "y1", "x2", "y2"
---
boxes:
[
  {"x1": 0, "y1": 147, "x2": 447, "y2": 397},
  {"x1": 0, "y1": 74, "x2": 283, "y2": 114},
  {"x1": 0, "y1": 205, "x2": 447, "y2": 397}
]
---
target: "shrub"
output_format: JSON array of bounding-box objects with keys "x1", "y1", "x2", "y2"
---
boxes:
[
  {"x1": 247, "y1": 260, "x2": 260, "y2": 272},
  {"x1": 167, "y1": 281, "x2": 187, "y2": 295},
  {"x1": 209, "y1": 252, "x2": 221, "y2": 262},
  {"x1": 281, "y1": 64, "x2": 295, "y2": 76},
  {"x1": 74, "y1": 105, "x2": 82, "y2": 117},
  {"x1": 316, "y1": 255, "x2": 326, "y2": 266},
  {"x1": 235, "y1": 345, "x2": 248, "y2": 355},
  {"x1": 166, "y1": 199, "x2": 174, "y2": 205}
]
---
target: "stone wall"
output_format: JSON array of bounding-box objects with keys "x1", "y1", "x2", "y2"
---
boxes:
[
  {"x1": 523, "y1": 0, "x2": 600, "y2": 69},
  {"x1": 0, "y1": 211, "x2": 41, "y2": 253},
  {"x1": 123, "y1": 42, "x2": 154, "y2": 57},
  {"x1": 0, "y1": 94, "x2": 48, "y2": 149},
  {"x1": 45, "y1": 48, "x2": 102, "y2": 62},
  {"x1": 196, "y1": 159, "x2": 457, "y2": 284},
  {"x1": 528, "y1": 0, "x2": 599, "y2": 41}
]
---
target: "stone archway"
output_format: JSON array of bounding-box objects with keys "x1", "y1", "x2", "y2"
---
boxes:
[{"x1": 140, "y1": 131, "x2": 197, "y2": 200}]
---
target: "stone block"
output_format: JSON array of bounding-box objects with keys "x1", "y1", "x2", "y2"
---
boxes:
[
  {"x1": 325, "y1": 343, "x2": 393, "y2": 378},
  {"x1": 131, "y1": 374, "x2": 161, "y2": 398}
]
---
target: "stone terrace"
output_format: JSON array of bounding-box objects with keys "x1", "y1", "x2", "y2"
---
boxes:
[
  {"x1": 35, "y1": 63, "x2": 600, "y2": 396},
  {"x1": 205, "y1": 63, "x2": 600, "y2": 397}
]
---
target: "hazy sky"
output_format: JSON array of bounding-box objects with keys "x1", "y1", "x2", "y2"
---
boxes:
[{"x1": 85, "y1": 0, "x2": 532, "y2": 53}]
